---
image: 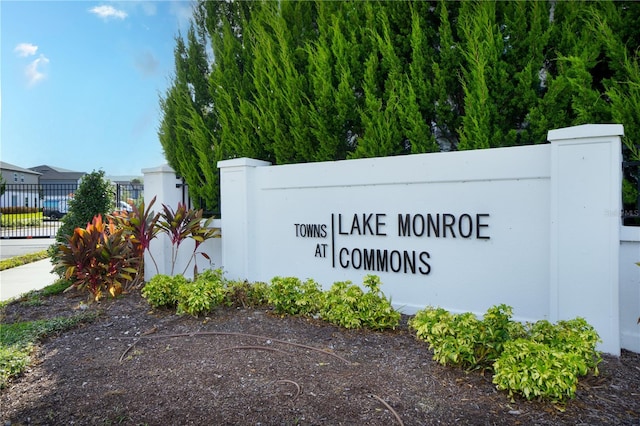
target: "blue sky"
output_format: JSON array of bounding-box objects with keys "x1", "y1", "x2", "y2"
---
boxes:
[{"x1": 1, "y1": 0, "x2": 194, "y2": 177}]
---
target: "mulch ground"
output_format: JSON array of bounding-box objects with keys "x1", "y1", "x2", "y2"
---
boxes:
[{"x1": 1, "y1": 290, "x2": 639, "y2": 425}]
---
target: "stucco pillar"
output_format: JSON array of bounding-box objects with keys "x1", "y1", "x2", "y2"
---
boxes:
[
  {"x1": 217, "y1": 158, "x2": 271, "y2": 281},
  {"x1": 548, "y1": 124, "x2": 623, "y2": 355},
  {"x1": 141, "y1": 164, "x2": 183, "y2": 279}
]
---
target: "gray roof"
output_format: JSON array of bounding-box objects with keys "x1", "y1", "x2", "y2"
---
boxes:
[
  {"x1": 29, "y1": 165, "x2": 85, "y2": 181},
  {"x1": 0, "y1": 161, "x2": 42, "y2": 176}
]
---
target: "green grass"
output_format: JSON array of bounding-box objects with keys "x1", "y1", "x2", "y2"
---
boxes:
[
  {"x1": 0, "y1": 250, "x2": 50, "y2": 271},
  {"x1": 0, "y1": 312, "x2": 98, "y2": 388},
  {"x1": 1, "y1": 315, "x2": 96, "y2": 346},
  {"x1": 0, "y1": 274, "x2": 91, "y2": 388}
]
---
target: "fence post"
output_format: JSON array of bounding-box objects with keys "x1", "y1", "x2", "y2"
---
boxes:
[
  {"x1": 142, "y1": 164, "x2": 183, "y2": 279},
  {"x1": 548, "y1": 124, "x2": 623, "y2": 355},
  {"x1": 217, "y1": 158, "x2": 271, "y2": 281}
]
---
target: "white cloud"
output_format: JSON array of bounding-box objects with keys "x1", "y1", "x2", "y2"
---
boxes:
[
  {"x1": 15, "y1": 43, "x2": 38, "y2": 57},
  {"x1": 89, "y1": 5, "x2": 128, "y2": 20},
  {"x1": 14, "y1": 43, "x2": 49, "y2": 87},
  {"x1": 25, "y1": 54, "x2": 50, "y2": 87}
]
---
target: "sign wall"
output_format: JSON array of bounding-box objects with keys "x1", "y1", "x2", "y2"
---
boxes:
[{"x1": 216, "y1": 125, "x2": 625, "y2": 354}]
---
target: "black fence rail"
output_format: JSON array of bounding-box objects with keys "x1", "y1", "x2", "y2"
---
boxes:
[
  {"x1": 0, "y1": 183, "x2": 144, "y2": 239},
  {"x1": 0, "y1": 183, "x2": 77, "y2": 239},
  {"x1": 114, "y1": 183, "x2": 144, "y2": 211},
  {"x1": 623, "y1": 161, "x2": 640, "y2": 227},
  {"x1": 176, "y1": 178, "x2": 219, "y2": 218}
]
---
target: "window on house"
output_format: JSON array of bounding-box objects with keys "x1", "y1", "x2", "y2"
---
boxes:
[
  {"x1": 13, "y1": 173, "x2": 18, "y2": 182},
  {"x1": 20, "y1": 174, "x2": 25, "y2": 183}
]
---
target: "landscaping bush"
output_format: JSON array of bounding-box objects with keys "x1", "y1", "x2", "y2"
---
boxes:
[
  {"x1": 267, "y1": 276, "x2": 323, "y2": 316},
  {"x1": 319, "y1": 275, "x2": 400, "y2": 330},
  {"x1": 56, "y1": 170, "x2": 113, "y2": 244},
  {"x1": 142, "y1": 274, "x2": 186, "y2": 309},
  {"x1": 156, "y1": 203, "x2": 220, "y2": 276},
  {"x1": 55, "y1": 215, "x2": 138, "y2": 302},
  {"x1": 138, "y1": 270, "x2": 602, "y2": 403},
  {"x1": 176, "y1": 269, "x2": 226, "y2": 317},
  {"x1": 409, "y1": 304, "x2": 601, "y2": 403},
  {"x1": 409, "y1": 304, "x2": 522, "y2": 370},
  {"x1": 526, "y1": 318, "x2": 602, "y2": 374},
  {"x1": 109, "y1": 196, "x2": 161, "y2": 285},
  {"x1": 224, "y1": 280, "x2": 269, "y2": 308},
  {"x1": 144, "y1": 272, "x2": 399, "y2": 331},
  {"x1": 493, "y1": 339, "x2": 585, "y2": 402}
]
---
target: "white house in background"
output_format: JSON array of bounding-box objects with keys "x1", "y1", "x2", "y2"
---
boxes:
[{"x1": 0, "y1": 161, "x2": 41, "y2": 208}]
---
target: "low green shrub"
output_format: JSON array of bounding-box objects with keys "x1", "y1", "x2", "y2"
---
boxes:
[
  {"x1": 409, "y1": 304, "x2": 521, "y2": 370},
  {"x1": 526, "y1": 318, "x2": 601, "y2": 374},
  {"x1": 319, "y1": 275, "x2": 400, "y2": 330},
  {"x1": 224, "y1": 280, "x2": 269, "y2": 308},
  {"x1": 493, "y1": 339, "x2": 584, "y2": 402},
  {"x1": 409, "y1": 304, "x2": 601, "y2": 403},
  {"x1": 268, "y1": 276, "x2": 323, "y2": 316},
  {"x1": 142, "y1": 274, "x2": 186, "y2": 308},
  {"x1": 176, "y1": 269, "x2": 226, "y2": 317}
]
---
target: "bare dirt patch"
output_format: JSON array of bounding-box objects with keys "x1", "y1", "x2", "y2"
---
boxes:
[{"x1": 1, "y1": 290, "x2": 639, "y2": 425}]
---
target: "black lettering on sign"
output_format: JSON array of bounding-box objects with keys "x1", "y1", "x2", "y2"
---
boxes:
[
  {"x1": 397, "y1": 213, "x2": 490, "y2": 239},
  {"x1": 458, "y1": 214, "x2": 473, "y2": 238},
  {"x1": 338, "y1": 213, "x2": 387, "y2": 235},
  {"x1": 294, "y1": 223, "x2": 327, "y2": 238},
  {"x1": 476, "y1": 214, "x2": 490, "y2": 239},
  {"x1": 336, "y1": 247, "x2": 431, "y2": 275},
  {"x1": 315, "y1": 243, "x2": 328, "y2": 257}
]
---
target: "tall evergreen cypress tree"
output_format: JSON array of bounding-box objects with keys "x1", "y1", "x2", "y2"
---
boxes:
[
  {"x1": 432, "y1": 0, "x2": 463, "y2": 149},
  {"x1": 157, "y1": 0, "x2": 640, "y2": 208},
  {"x1": 405, "y1": 6, "x2": 438, "y2": 154},
  {"x1": 306, "y1": 14, "x2": 345, "y2": 161},
  {"x1": 159, "y1": 21, "x2": 219, "y2": 210},
  {"x1": 457, "y1": 1, "x2": 498, "y2": 150}
]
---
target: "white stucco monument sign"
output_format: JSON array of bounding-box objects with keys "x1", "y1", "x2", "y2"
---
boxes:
[{"x1": 145, "y1": 124, "x2": 640, "y2": 355}]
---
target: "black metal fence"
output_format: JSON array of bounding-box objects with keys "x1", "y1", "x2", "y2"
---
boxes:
[
  {"x1": 0, "y1": 183, "x2": 144, "y2": 239},
  {"x1": 176, "y1": 178, "x2": 219, "y2": 218},
  {"x1": 114, "y1": 183, "x2": 144, "y2": 210},
  {"x1": 0, "y1": 184, "x2": 76, "y2": 239}
]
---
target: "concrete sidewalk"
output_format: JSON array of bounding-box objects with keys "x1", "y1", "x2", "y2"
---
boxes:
[{"x1": 0, "y1": 259, "x2": 60, "y2": 301}]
